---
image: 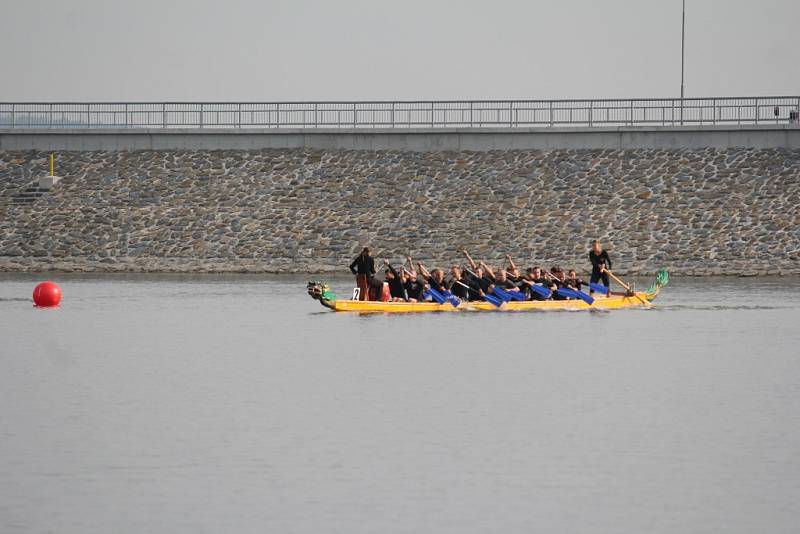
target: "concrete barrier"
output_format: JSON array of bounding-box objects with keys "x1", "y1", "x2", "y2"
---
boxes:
[{"x1": 2, "y1": 125, "x2": 799, "y2": 151}]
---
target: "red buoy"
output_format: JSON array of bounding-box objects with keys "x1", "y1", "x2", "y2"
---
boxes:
[{"x1": 33, "y1": 281, "x2": 62, "y2": 307}]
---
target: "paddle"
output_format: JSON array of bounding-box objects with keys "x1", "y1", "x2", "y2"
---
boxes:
[
  {"x1": 426, "y1": 286, "x2": 460, "y2": 307},
  {"x1": 544, "y1": 272, "x2": 594, "y2": 305},
  {"x1": 493, "y1": 286, "x2": 526, "y2": 302},
  {"x1": 440, "y1": 289, "x2": 462, "y2": 307},
  {"x1": 462, "y1": 268, "x2": 506, "y2": 307},
  {"x1": 454, "y1": 279, "x2": 503, "y2": 308},
  {"x1": 588, "y1": 282, "x2": 610, "y2": 295},
  {"x1": 604, "y1": 269, "x2": 650, "y2": 307},
  {"x1": 526, "y1": 283, "x2": 552, "y2": 299},
  {"x1": 554, "y1": 287, "x2": 581, "y2": 300},
  {"x1": 500, "y1": 269, "x2": 552, "y2": 300},
  {"x1": 569, "y1": 287, "x2": 594, "y2": 305},
  {"x1": 423, "y1": 287, "x2": 447, "y2": 305}
]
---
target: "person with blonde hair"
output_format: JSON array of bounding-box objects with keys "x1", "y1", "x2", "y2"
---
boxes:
[{"x1": 588, "y1": 240, "x2": 612, "y2": 294}]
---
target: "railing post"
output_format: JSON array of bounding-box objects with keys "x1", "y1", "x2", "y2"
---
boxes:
[
  {"x1": 754, "y1": 98, "x2": 759, "y2": 125},
  {"x1": 354, "y1": 102, "x2": 357, "y2": 128},
  {"x1": 238, "y1": 103, "x2": 242, "y2": 128},
  {"x1": 470, "y1": 101, "x2": 473, "y2": 127},
  {"x1": 124, "y1": 103, "x2": 128, "y2": 128},
  {"x1": 277, "y1": 103, "x2": 281, "y2": 128},
  {"x1": 431, "y1": 101, "x2": 435, "y2": 127},
  {"x1": 200, "y1": 103, "x2": 204, "y2": 128},
  {"x1": 11, "y1": 103, "x2": 15, "y2": 128},
  {"x1": 549, "y1": 100, "x2": 553, "y2": 127},
  {"x1": 391, "y1": 102, "x2": 395, "y2": 128},
  {"x1": 712, "y1": 98, "x2": 717, "y2": 124},
  {"x1": 49, "y1": 103, "x2": 53, "y2": 128},
  {"x1": 314, "y1": 102, "x2": 318, "y2": 128},
  {"x1": 795, "y1": 97, "x2": 800, "y2": 124},
  {"x1": 588, "y1": 100, "x2": 593, "y2": 127},
  {"x1": 87, "y1": 104, "x2": 91, "y2": 127},
  {"x1": 510, "y1": 101, "x2": 514, "y2": 127},
  {"x1": 162, "y1": 103, "x2": 166, "y2": 128}
]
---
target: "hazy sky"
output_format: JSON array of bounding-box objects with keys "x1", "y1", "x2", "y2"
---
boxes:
[{"x1": 1, "y1": 0, "x2": 798, "y2": 101}]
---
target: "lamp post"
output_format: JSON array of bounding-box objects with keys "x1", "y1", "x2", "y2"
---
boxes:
[{"x1": 680, "y1": 0, "x2": 686, "y2": 125}]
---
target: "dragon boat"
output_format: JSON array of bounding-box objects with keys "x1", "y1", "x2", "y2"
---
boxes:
[{"x1": 307, "y1": 270, "x2": 669, "y2": 313}]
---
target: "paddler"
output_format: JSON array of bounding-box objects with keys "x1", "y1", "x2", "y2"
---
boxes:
[
  {"x1": 417, "y1": 261, "x2": 448, "y2": 293},
  {"x1": 504, "y1": 254, "x2": 521, "y2": 280},
  {"x1": 402, "y1": 258, "x2": 425, "y2": 302},
  {"x1": 565, "y1": 269, "x2": 585, "y2": 291},
  {"x1": 349, "y1": 246, "x2": 375, "y2": 301},
  {"x1": 480, "y1": 262, "x2": 519, "y2": 294},
  {"x1": 447, "y1": 265, "x2": 470, "y2": 301},
  {"x1": 588, "y1": 239, "x2": 612, "y2": 294},
  {"x1": 461, "y1": 250, "x2": 492, "y2": 300},
  {"x1": 547, "y1": 266, "x2": 570, "y2": 300},
  {"x1": 383, "y1": 259, "x2": 408, "y2": 302},
  {"x1": 520, "y1": 266, "x2": 549, "y2": 300}
]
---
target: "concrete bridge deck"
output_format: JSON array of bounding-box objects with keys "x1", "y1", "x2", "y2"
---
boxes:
[{"x1": 2, "y1": 124, "x2": 799, "y2": 151}]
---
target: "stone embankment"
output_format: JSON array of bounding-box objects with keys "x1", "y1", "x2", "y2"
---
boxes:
[{"x1": 0, "y1": 148, "x2": 798, "y2": 275}]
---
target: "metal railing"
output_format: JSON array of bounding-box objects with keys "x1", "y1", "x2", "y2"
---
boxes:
[{"x1": 1, "y1": 97, "x2": 798, "y2": 129}]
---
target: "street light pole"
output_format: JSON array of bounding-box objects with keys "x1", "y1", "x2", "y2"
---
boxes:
[{"x1": 680, "y1": 0, "x2": 686, "y2": 125}]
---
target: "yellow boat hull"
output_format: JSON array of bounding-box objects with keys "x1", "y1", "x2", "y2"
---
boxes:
[{"x1": 319, "y1": 291, "x2": 655, "y2": 313}]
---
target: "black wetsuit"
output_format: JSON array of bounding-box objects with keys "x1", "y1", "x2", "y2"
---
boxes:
[
  {"x1": 524, "y1": 277, "x2": 549, "y2": 301},
  {"x1": 448, "y1": 278, "x2": 470, "y2": 300},
  {"x1": 350, "y1": 255, "x2": 376, "y2": 276},
  {"x1": 547, "y1": 276, "x2": 570, "y2": 300},
  {"x1": 426, "y1": 275, "x2": 448, "y2": 294},
  {"x1": 589, "y1": 250, "x2": 611, "y2": 289},
  {"x1": 491, "y1": 279, "x2": 518, "y2": 294},
  {"x1": 386, "y1": 264, "x2": 407, "y2": 300},
  {"x1": 465, "y1": 272, "x2": 492, "y2": 301},
  {"x1": 566, "y1": 278, "x2": 585, "y2": 292},
  {"x1": 405, "y1": 276, "x2": 425, "y2": 301}
]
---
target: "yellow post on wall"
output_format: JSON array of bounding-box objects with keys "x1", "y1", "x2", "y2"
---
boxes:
[{"x1": 49, "y1": 153, "x2": 55, "y2": 177}]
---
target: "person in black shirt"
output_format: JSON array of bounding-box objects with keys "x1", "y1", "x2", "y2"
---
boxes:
[
  {"x1": 447, "y1": 265, "x2": 470, "y2": 301},
  {"x1": 565, "y1": 269, "x2": 585, "y2": 291},
  {"x1": 588, "y1": 240, "x2": 611, "y2": 294},
  {"x1": 403, "y1": 267, "x2": 425, "y2": 302},
  {"x1": 481, "y1": 262, "x2": 519, "y2": 295},
  {"x1": 547, "y1": 266, "x2": 570, "y2": 300},
  {"x1": 417, "y1": 262, "x2": 448, "y2": 293},
  {"x1": 504, "y1": 254, "x2": 521, "y2": 280},
  {"x1": 520, "y1": 266, "x2": 549, "y2": 300},
  {"x1": 349, "y1": 247, "x2": 375, "y2": 301},
  {"x1": 464, "y1": 265, "x2": 492, "y2": 301},
  {"x1": 383, "y1": 260, "x2": 407, "y2": 302}
]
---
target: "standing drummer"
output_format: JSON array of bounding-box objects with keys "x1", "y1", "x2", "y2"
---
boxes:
[
  {"x1": 588, "y1": 239, "x2": 612, "y2": 294},
  {"x1": 349, "y1": 247, "x2": 375, "y2": 301}
]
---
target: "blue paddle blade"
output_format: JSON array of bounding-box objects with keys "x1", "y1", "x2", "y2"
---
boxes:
[
  {"x1": 483, "y1": 293, "x2": 503, "y2": 307},
  {"x1": 498, "y1": 287, "x2": 525, "y2": 301},
  {"x1": 573, "y1": 289, "x2": 595, "y2": 305},
  {"x1": 441, "y1": 290, "x2": 461, "y2": 307},
  {"x1": 528, "y1": 284, "x2": 552, "y2": 299},
  {"x1": 491, "y1": 287, "x2": 514, "y2": 302},
  {"x1": 424, "y1": 288, "x2": 447, "y2": 304},
  {"x1": 588, "y1": 282, "x2": 609, "y2": 295},
  {"x1": 555, "y1": 287, "x2": 578, "y2": 300}
]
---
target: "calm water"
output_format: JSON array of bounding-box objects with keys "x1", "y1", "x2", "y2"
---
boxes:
[{"x1": 1, "y1": 273, "x2": 799, "y2": 534}]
